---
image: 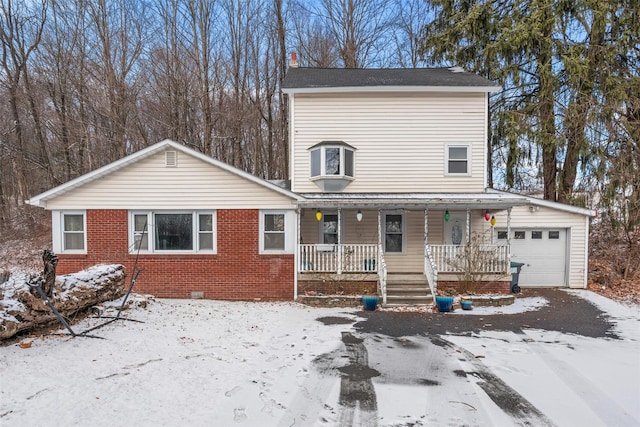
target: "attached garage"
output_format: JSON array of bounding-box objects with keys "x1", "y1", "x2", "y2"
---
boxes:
[
  {"x1": 497, "y1": 228, "x2": 568, "y2": 286},
  {"x1": 490, "y1": 190, "x2": 595, "y2": 289}
]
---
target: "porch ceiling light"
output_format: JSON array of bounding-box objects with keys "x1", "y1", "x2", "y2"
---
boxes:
[
  {"x1": 484, "y1": 210, "x2": 491, "y2": 221},
  {"x1": 490, "y1": 215, "x2": 496, "y2": 227},
  {"x1": 356, "y1": 209, "x2": 363, "y2": 222},
  {"x1": 316, "y1": 209, "x2": 323, "y2": 221},
  {"x1": 444, "y1": 210, "x2": 450, "y2": 222}
]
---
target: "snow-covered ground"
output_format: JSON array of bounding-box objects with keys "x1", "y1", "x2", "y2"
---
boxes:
[{"x1": 1, "y1": 292, "x2": 638, "y2": 426}]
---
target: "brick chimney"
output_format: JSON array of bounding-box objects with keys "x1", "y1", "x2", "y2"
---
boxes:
[{"x1": 289, "y1": 52, "x2": 299, "y2": 68}]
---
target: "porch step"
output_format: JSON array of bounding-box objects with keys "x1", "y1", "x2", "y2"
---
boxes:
[
  {"x1": 385, "y1": 294, "x2": 434, "y2": 306},
  {"x1": 384, "y1": 273, "x2": 434, "y2": 306}
]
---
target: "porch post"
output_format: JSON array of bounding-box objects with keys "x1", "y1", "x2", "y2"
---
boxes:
[
  {"x1": 466, "y1": 208, "x2": 471, "y2": 243},
  {"x1": 377, "y1": 209, "x2": 382, "y2": 247},
  {"x1": 424, "y1": 208, "x2": 429, "y2": 276},
  {"x1": 337, "y1": 208, "x2": 342, "y2": 274},
  {"x1": 424, "y1": 208, "x2": 428, "y2": 243}
]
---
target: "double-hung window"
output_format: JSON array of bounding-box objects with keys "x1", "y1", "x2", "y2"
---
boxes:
[
  {"x1": 129, "y1": 211, "x2": 216, "y2": 253},
  {"x1": 259, "y1": 210, "x2": 293, "y2": 253},
  {"x1": 446, "y1": 145, "x2": 470, "y2": 175},
  {"x1": 53, "y1": 211, "x2": 86, "y2": 253},
  {"x1": 263, "y1": 213, "x2": 285, "y2": 251}
]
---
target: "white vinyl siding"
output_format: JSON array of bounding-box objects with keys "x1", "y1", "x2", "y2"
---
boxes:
[
  {"x1": 290, "y1": 92, "x2": 487, "y2": 193},
  {"x1": 46, "y1": 149, "x2": 295, "y2": 210},
  {"x1": 493, "y1": 205, "x2": 589, "y2": 288}
]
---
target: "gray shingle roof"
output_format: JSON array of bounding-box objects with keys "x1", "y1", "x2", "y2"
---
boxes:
[{"x1": 281, "y1": 67, "x2": 498, "y2": 90}]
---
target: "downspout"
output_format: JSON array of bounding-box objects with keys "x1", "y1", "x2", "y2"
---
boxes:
[
  {"x1": 583, "y1": 216, "x2": 589, "y2": 289},
  {"x1": 289, "y1": 96, "x2": 295, "y2": 189},
  {"x1": 294, "y1": 207, "x2": 300, "y2": 300}
]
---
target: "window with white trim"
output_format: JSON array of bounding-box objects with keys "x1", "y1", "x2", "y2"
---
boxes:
[
  {"x1": 321, "y1": 213, "x2": 339, "y2": 244},
  {"x1": 446, "y1": 145, "x2": 470, "y2": 175},
  {"x1": 384, "y1": 212, "x2": 405, "y2": 253},
  {"x1": 129, "y1": 211, "x2": 216, "y2": 253},
  {"x1": 259, "y1": 210, "x2": 293, "y2": 253},
  {"x1": 263, "y1": 213, "x2": 285, "y2": 251},
  {"x1": 310, "y1": 144, "x2": 355, "y2": 178},
  {"x1": 62, "y1": 212, "x2": 85, "y2": 251}
]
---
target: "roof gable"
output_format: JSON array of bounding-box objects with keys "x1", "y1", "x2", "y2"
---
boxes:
[
  {"x1": 282, "y1": 67, "x2": 500, "y2": 93},
  {"x1": 28, "y1": 139, "x2": 301, "y2": 208}
]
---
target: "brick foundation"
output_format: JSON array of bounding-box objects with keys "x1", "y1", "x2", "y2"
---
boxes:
[
  {"x1": 438, "y1": 280, "x2": 511, "y2": 295},
  {"x1": 56, "y1": 209, "x2": 294, "y2": 300},
  {"x1": 298, "y1": 280, "x2": 378, "y2": 296}
]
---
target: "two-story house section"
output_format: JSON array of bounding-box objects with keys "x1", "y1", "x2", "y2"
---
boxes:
[{"x1": 282, "y1": 67, "x2": 593, "y2": 304}]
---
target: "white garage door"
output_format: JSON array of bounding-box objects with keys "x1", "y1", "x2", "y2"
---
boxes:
[{"x1": 497, "y1": 228, "x2": 567, "y2": 287}]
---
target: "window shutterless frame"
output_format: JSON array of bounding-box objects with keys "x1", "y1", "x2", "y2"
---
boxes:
[
  {"x1": 309, "y1": 144, "x2": 355, "y2": 178},
  {"x1": 259, "y1": 210, "x2": 293, "y2": 254},
  {"x1": 128, "y1": 211, "x2": 216, "y2": 254},
  {"x1": 53, "y1": 211, "x2": 87, "y2": 253},
  {"x1": 445, "y1": 144, "x2": 471, "y2": 175}
]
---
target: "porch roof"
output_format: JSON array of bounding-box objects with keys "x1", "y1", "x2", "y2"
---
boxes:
[{"x1": 295, "y1": 192, "x2": 528, "y2": 210}]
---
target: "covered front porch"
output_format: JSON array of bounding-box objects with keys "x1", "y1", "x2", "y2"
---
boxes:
[{"x1": 295, "y1": 193, "x2": 527, "y2": 305}]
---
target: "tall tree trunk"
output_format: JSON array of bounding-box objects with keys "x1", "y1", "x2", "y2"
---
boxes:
[
  {"x1": 275, "y1": 0, "x2": 288, "y2": 179},
  {"x1": 537, "y1": 1, "x2": 557, "y2": 201}
]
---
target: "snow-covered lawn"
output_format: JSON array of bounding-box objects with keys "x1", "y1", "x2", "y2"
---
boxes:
[{"x1": 1, "y1": 291, "x2": 638, "y2": 426}]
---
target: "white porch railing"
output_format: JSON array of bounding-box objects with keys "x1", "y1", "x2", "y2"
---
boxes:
[
  {"x1": 299, "y1": 244, "x2": 379, "y2": 274},
  {"x1": 424, "y1": 245, "x2": 438, "y2": 297},
  {"x1": 430, "y1": 244, "x2": 510, "y2": 274}
]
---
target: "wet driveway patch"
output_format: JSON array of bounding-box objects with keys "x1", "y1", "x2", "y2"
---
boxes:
[
  {"x1": 316, "y1": 316, "x2": 356, "y2": 325},
  {"x1": 354, "y1": 289, "x2": 619, "y2": 339}
]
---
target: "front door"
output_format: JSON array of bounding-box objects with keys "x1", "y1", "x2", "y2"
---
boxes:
[{"x1": 443, "y1": 211, "x2": 467, "y2": 245}]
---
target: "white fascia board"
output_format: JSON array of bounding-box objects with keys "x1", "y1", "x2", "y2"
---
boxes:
[
  {"x1": 282, "y1": 85, "x2": 502, "y2": 95},
  {"x1": 485, "y1": 188, "x2": 596, "y2": 217},
  {"x1": 28, "y1": 139, "x2": 302, "y2": 208}
]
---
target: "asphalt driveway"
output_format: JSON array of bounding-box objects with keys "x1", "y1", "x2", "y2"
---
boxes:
[
  {"x1": 314, "y1": 288, "x2": 638, "y2": 426},
  {"x1": 354, "y1": 288, "x2": 618, "y2": 339}
]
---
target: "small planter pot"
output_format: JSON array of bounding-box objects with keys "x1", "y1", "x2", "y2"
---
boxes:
[
  {"x1": 435, "y1": 296, "x2": 454, "y2": 313},
  {"x1": 460, "y1": 300, "x2": 473, "y2": 310},
  {"x1": 362, "y1": 295, "x2": 379, "y2": 311}
]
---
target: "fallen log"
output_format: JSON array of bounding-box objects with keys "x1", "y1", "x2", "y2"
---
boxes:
[{"x1": 1, "y1": 257, "x2": 126, "y2": 341}]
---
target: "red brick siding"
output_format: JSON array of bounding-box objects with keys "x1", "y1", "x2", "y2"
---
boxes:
[{"x1": 57, "y1": 209, "x2": 294, "y2": 300}]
